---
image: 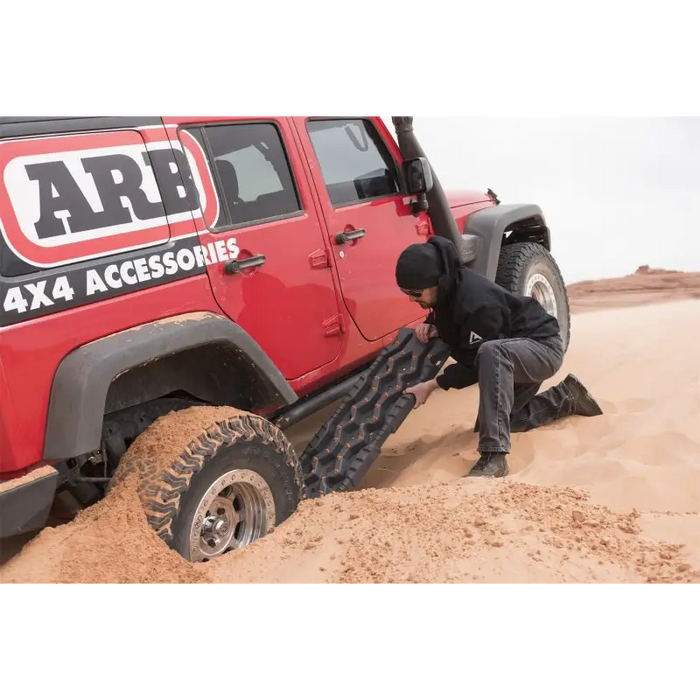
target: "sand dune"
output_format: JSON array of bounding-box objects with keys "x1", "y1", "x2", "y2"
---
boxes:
[{"x1": 1, "y1": 274, "x2": 699, "y2": 584}]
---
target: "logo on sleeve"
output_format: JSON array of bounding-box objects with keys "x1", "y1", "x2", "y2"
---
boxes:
[{"x1": 469, "y1": 331, "x2": 483, "y2": 345}]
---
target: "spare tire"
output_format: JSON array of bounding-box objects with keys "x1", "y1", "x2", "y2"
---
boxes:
[{"x1": 495, "y1": 242, "x2": 571, "y2": 352}]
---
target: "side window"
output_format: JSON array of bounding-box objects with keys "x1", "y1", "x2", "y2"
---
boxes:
[
  {"x1": 183, "y1": 122, "x2": 301, "y2": 230},
  {"x1": 306, "y1": 119, "x2": 400, "y2": 207}
]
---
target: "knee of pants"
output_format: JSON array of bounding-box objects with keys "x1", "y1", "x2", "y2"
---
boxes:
[{"x1": 475, "y1": 340, "x2": 503, "y2": 369}]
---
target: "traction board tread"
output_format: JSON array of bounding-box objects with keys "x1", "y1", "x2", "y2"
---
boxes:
[{"x1": 300, "y1": 329, "x2": 451, "y2": 498}]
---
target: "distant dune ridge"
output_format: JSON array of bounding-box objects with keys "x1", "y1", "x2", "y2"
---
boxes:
[{"x1": 567, "y1": 266, "x2": 700, "y2": 314}]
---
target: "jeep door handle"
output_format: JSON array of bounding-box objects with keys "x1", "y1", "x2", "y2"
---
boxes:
[
  {"x1": 224, "y1": 255, "x2": 267, "y2": 275},
  {"x1": 334, "y1": 229, "x2": 366, "y2": 245}
]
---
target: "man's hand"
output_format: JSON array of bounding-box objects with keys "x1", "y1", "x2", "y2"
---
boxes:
[
  {"x1": 415, "y1": 323, "x2": 438, "y2": 343},
  {"x1": 405, "y1": 379, "x2": 438, "y2": 409}
]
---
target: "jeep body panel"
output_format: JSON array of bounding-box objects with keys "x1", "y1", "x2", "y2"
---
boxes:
[
  {"x1": 0, "y1": 115, "x2": 427, "y2": 474},
  {"x1": 43, "y1": 312, "x2": 297, "y2": 460},
  {"x1": 445, "y1": 190, "x2": 493, "y2": 209},
  {"x1": 166, "y1": 117, "x2": 345, "y2": 380},
  {"x1": 0, "y1": 119, "x2": 240, "y2": 474},
  {"x1": 288, "y1": 116, "x2": 427, "y2": 342},
  {"x1": 444, "y1": 189, "x2": 497, "y2": 241},
  {"x1": 0, "y1": 276, "x2": 223, "y2": 473}
]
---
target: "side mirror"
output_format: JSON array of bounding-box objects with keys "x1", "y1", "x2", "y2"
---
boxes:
[{"x1": 402, "y1": 157, "x2": 434, "y2": 195}]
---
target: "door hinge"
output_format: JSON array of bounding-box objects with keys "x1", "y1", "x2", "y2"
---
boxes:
[
  {"x1": 309, "y1": 249, "x2": 330, "y2": 269},
  {"x1": 322, "y1": 314, "x2": 345, "y2": 337}
]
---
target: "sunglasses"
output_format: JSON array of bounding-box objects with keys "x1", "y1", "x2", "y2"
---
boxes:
[{"x1": 401, "y1": 289, "x2": 424, "y2": 299}]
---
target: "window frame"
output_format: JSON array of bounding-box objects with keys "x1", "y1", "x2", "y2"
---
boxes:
[
  {"x1": 305, "y1": 117, "x2": 405, "y2": 210},
  {"x1": 176, "y1": 119, "x2": 305, "y2": 235},
  {"x1": 0, "y1": 114, "x2": 115, "y2": 124}
]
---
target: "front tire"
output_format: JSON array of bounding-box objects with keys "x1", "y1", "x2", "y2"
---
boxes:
[
  {"x1": 114, "y1": 406, "x2": 302, "y2": 562},
  {"x1": 495, "y1": 242, "x2": 571, "y2": 351}
]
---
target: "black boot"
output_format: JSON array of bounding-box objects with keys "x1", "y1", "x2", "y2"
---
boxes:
[
  {"x1": 562, "y1": 374, "x2": 603, "y2": 417},
  {"x1": 466, "y1": 452, "x2": 509, "y2": 478}
]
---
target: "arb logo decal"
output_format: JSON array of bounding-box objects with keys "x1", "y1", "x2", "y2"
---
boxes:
[{"x1": 0, "y1": 130, "x2": 214, "y2": 268}]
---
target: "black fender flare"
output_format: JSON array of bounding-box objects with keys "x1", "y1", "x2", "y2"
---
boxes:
[
  {"x1": 43, "y1": 312, "x2": 297, "y2": 461},
  {"x1": 461, "y1": 204, "x2": 550, "y2": 280}
]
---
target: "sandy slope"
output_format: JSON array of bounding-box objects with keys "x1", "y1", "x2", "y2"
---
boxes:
[{"x1": 1, "y1": 274, "x2": 699, "y2": 584}]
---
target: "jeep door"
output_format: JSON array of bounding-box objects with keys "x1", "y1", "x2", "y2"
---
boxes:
[
  {"x1": 293, "y1": 117, "x2": 427, "y2": 342},
  {"x1": 171, "y1": 117, "x2": 342, "y2": 380}
]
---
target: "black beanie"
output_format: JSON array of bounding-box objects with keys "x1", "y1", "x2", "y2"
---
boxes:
[{"x1": 395, "y1": 242, "x2": 443, "y2": 290}]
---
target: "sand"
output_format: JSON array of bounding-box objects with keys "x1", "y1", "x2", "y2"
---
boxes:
[
  {"x1": 0, "y1": 475, "x2": 206, "y2": 584},
  {"x1": 0, "y1": 465, "x2": 57, "y2": 494},
  {"x1": 1, "y1": 268, "x2": 699, "y2": 584}
]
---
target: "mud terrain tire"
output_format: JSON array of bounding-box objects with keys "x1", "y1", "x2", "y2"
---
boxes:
[
  {"x1": 114, "y1": 407, "x2": 302, "y2": 562},
  {"x1": 495, "y1": 242, "x2": 571, "y2": 351}
]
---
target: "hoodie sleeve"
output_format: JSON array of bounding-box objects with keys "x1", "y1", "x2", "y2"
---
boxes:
[{"x1": 435, "y1": 303, "x2": 511, "y2": 390}]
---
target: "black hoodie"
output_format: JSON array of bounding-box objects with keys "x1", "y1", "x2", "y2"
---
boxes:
[{"x1": 424, "y1": 237, "x2": 561, "y2": 391}]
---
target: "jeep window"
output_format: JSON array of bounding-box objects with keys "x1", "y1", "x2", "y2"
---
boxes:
[
  {"x1": 306, "y1": 119, "x2": 400, "y2": 207},
  {"x1": 183, "y1": 123, "x2": 301, "y2": 230}
]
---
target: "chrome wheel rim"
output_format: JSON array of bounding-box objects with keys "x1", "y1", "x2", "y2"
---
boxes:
[
  {"x1": 526, "y1": 273, "x2": 558, "y2": 318},
  {"x1": 189, "y1": 469, "x2": 276, "y2": 563}
]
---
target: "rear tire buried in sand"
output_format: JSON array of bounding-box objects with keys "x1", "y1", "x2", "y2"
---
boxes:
[
  {"x1": 496, "y1": 242, "x2": 571, "y2": 352},
  {"x1": 113, "y1": 406, "x2": 302, "y2": 563}
]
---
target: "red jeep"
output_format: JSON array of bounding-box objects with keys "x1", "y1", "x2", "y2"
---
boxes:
[{"x1": 0, "y1": 116, "x2": 570, "y2": 562}]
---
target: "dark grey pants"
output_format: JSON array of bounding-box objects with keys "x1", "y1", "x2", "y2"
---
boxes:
[{"x1": 474, "y1": 334, "x2": 574, "y2": 453}]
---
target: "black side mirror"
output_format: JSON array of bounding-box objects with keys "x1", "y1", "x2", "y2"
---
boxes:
[{"x1": 402, "y1": 157, "x2": 434, "y2": 195}]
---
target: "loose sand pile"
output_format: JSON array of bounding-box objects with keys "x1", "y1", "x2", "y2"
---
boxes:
[
  {"x1": 2, "y1": 270, "x2": 699, "y2": 584},
  {"x1": 207, "y1": 481, "x2": 698, "y2": 584},
  {"x1": 0, "y1": 476, "x2": 205, "y2": 584},
  {"x1": 3, "y1": 476, "x2": 696, "y2": 585}
]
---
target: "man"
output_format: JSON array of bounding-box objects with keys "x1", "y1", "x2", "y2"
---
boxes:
[{"x1": 398, "y1": 236, "x2": 603, "y2": 478}]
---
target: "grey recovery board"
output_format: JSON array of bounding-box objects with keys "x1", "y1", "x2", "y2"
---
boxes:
[{"x1": 300, "y1": 328, "x2": 451, "y2": 498}]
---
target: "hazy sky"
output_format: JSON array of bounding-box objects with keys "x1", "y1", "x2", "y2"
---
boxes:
[{"x1": 390, "y1": 117, "x2": 700, "y2": 284}]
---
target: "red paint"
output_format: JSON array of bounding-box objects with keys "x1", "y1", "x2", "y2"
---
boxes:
[
  {"x1": 450, "y1": 200, "x2": 496, "y2": 235},
  {"x1": 444, "y1": 190, "x2": 493, "y2": 209},
  {"x1": 0, "y1": 276, "x2": 221, "y2": 472},
  {"x1": 291, "y1": 117, "x2": 427, "y2": 342},
  {"x1": 0, "y1": 128, "x2": 184, "y2": 267},
  {"x1": 173, "y1": 117, "x2": 344, "y2": 380},
  {"x1": 0, "y1": 116, "x2": 492, "y2": 475}
]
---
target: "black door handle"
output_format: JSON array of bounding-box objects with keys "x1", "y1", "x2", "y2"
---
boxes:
[
  {"x1": 224, "y1": 255, "x2": 267, "y2": 275},
  {"x1": 335, "y1": 229, "x2": 366, "y2": 245}
]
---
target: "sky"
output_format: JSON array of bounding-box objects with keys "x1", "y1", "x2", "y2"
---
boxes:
[{"x1": 389, "y1": 118, "x2": 700, "y2": 284}]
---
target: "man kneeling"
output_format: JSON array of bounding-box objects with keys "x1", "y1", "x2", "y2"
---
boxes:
[{"x1": 397, "y1": 236, "x2": 603, "y2": 478}]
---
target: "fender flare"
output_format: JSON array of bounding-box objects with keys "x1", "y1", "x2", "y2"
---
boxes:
[
  {"x1": 43, "y1": 312, "x2": 297, "y2": 461},
  {"x1": 461, "y1": 204, "x2": 549, "y2": 280}
]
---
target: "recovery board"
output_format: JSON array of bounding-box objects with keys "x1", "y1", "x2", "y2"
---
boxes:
[{"x1": 300, "y1": 328, "x2": 451, "y2": 498}]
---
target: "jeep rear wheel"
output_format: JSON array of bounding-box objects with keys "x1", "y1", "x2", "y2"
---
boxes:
[
  {"x1": 495, "y1": 242, "x2": 571, "y2": 351},
  {"x1": 114, "y1": 406, "x2": 302, "y2": 562}
]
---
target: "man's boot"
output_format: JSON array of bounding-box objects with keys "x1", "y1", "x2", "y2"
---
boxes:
[
  {"x1": 562, "y1": 374, "x2": 604, "y2": 417},
  {"x1": 465, "y1": 452, "x2": 509, "y2": 478}
]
